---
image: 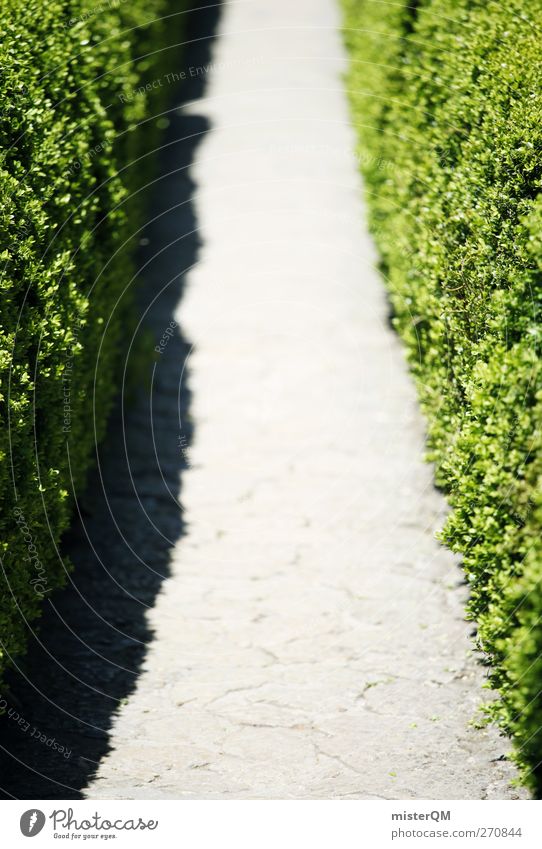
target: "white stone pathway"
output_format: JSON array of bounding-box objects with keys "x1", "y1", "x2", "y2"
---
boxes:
[{"x1": 87, "y1": 0, "x2": 521, "y2": 799}]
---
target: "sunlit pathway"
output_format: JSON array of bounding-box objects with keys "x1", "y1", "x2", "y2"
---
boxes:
[{"x1": 87, "y1": 0, "x2": 520, "y2": 798}]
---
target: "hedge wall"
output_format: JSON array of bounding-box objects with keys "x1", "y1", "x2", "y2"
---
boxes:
[
  {"x1": 341, "y1": 0, "x2": 542, "y2": 792},
  {"x1": 0, "y1": 1, "x2": 183, "y2": 685}
]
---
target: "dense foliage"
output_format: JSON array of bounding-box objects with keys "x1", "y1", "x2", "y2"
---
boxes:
[
  {"x1": 341, "y1": 0, "x2": 542, "y2": 792},
  {"x1": 0, "y1": 1, "x2": 183, "y2": 683}
]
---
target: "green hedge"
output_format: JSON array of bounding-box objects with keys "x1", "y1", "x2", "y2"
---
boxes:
[
  {"x1": 341, "y1": 0, "x2": 542, "y2": 793},
  {"x1": 0, "y1": 1, "x2": 184, "y2": 684}
]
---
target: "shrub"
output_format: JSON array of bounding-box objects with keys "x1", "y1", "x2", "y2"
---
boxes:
[
  {"x1": 0, "y1": 1, "x2": 185, "y2": 684},
  {"x1": 341, "y1": 0, "x2": 542, "y2": 792}
]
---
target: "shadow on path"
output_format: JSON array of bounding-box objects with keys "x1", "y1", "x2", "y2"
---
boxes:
[{"x1": 0, "y1": 1, "x2": 221, "y2": 799}]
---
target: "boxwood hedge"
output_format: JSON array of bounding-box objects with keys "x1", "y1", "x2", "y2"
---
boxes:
[
  {"x1": 0, "y1": 1, "x2": 184, "y2": 686},
  {"x1": 341, "y1": 0, "x2": 542, "y2": 792}
]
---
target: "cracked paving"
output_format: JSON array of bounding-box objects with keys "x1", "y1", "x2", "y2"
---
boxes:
[{"x1": 85, "y1": 0, "x2": 523, "y2": 799}]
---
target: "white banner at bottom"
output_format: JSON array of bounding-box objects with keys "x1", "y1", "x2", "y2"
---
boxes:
[{"x1": 2, "y1": 799, "x2": 539, "y2": 848}]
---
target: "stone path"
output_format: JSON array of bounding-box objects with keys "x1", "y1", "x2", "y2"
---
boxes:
[{"x1": 84, "y1": 0, "x2": 521, "y2": 799}]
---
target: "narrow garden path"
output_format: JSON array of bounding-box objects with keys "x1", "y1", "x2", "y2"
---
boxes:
[{"x1": 86, "y1": 0, "x2": 520, "y2": 799}]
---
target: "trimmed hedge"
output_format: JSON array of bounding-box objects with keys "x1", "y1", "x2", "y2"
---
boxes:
[
  {"x1": 341, "y1": 0, "x2": 542, "y2": 792},
  {"x1": 0, "y1": 1, "x2": 184, "y2": 683}
]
